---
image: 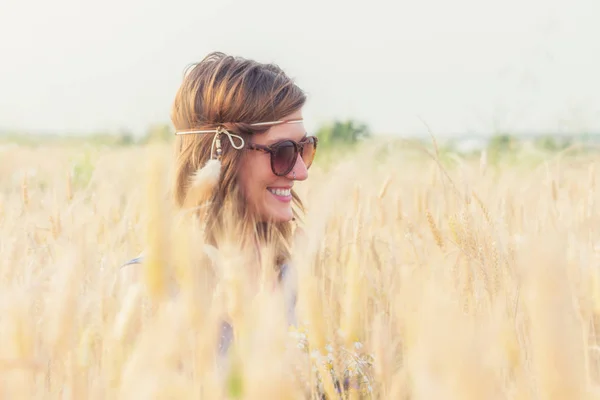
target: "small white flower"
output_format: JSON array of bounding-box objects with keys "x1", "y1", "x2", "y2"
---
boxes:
[{"x1": 354, "y1": 342, "x2": 363, "y2": 350}]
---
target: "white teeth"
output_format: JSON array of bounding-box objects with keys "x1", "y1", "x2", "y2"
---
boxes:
[{"x1": 269, "y1": 188, "x2": 291, "y2": 196}]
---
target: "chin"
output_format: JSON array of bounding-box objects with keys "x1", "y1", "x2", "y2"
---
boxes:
[{"x1": 262, "y1": 207, "x2": 294, "y2": 223}]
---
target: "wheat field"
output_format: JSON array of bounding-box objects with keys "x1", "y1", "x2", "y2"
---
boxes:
[{"x1": 1, "y1": 139, "x2": 599, "y2": 399}]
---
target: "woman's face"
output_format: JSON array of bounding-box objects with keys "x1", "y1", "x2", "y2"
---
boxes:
[{"x1": 238, "y1": 109, "x2": 309, "y2": 222}]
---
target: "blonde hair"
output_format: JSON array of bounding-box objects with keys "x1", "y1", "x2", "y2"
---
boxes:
[{"x1": 170, "y1": 51, "x2": 307, "y2": 265}]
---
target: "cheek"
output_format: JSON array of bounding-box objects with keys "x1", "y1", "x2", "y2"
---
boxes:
[{"x1": 238, "y1": 155, "x2": 273, "y2": 198}]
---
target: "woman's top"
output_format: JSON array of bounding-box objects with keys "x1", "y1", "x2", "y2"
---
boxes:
[
  {"x1": 120, "y1": 255, "x2": 374, "y2": 396},
  {"x1": 120, "y1": 254, "x2": 298, "y2": 358}
]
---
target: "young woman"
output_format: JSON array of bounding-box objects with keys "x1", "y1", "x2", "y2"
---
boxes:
[
  {"x1": 124, "y1": 51, "x2": 318, "y2": 356},
  {"x1": 171, "y1": 51, "x2": 317, "y2": 261}
]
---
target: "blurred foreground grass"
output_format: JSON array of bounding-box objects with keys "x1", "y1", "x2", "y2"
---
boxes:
[{"x1": 1, "y1": 138, "x2": 600, "y2": 399}]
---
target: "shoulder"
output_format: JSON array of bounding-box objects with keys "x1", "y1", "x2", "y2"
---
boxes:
[
  {"x1": 279, "y1": 263, "x2": 298, "y2": 300},
  {"x1": 279, "y1": 262, "x2": 298, "y2": 325}
]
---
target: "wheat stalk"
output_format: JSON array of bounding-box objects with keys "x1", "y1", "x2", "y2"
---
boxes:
[{"x1": 1, "y1": 142, "x2": 599, "y2": 398}]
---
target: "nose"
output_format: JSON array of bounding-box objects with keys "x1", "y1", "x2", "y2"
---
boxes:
[{"x1": 287, "y1": 153, "x2": 308, "y2": 181}]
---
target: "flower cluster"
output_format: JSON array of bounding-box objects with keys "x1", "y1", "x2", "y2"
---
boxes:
[{"x1": 287, "y1": 326, "x2": 374, "y2": 398}]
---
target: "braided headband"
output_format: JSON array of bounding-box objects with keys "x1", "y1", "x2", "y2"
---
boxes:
[{"x1": 174, "y1": 119, "x2": 303, "y2": 160}]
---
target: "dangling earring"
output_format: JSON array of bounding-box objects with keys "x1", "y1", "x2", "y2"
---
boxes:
[
  {"x1": 182, "y1": 129, "x2": 224, "y2": 209},
  {"x1": 178, "y1": 125, "x2": 244, "y2": 209},
  {"x1": 211, "y1": 127, "x2": 224, "y2": 160}
]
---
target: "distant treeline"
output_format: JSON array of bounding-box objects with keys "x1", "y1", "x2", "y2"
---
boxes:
[
  {"x1": 2, "y1": 121, "x2": 599, "y2": 158},
  {"x1": 0, "y1": 119, "x2": 373, "y2": 148}
]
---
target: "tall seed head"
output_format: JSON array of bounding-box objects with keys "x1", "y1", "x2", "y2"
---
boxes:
[
  {"x1": 143, "y1": 154, "x2": 170, "y2": 303},
  {"x1": 426, "y1": 209, "x2": 444, "y2": 250},
  {"x1": 21, "y1": 175, "x2": 29, "y2": 208},
  {"x1": 66, "y1": 170, "x2": 73, "y2": 202}
]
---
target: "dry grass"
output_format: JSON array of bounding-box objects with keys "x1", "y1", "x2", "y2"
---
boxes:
[{"x1": 1, "y1": 140, "x2": 600, "y2": 399}]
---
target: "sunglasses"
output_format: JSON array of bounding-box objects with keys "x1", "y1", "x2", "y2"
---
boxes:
[{"x1": 246, "y1": 136, "x2": 318, "y2": 176}]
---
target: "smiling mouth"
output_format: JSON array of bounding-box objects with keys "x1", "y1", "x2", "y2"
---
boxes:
[{"x1": 267, "y1": 187, "x2": 291, "y2": 197}]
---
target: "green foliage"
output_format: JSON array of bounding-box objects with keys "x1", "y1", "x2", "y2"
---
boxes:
[
  {"x1": 487, "y1": 133, "x2": 520, "y2": 164},
  {"x1": 225, "y1": 352, "x2": 244, "y2": 398},
  {"x1": 87, "y1": 130, "x2": 137, "y2": 147},
  {"x1": 312, "y1": 119, "x2": 372, "y2": 167},
  {"x1": 534, "y1": 135, "x2": 572, "y2": 152},
  {"x1": 488, "y1": 134, "x2": 517, "y2": 153},
  {"x1": 0, "y1": 130, "x2": 136, "y2": 147},
  {"x1": 70, "y1": 149, "x2": 95, "y2": 189},
  {"x1": 316, "y1": 119, "x2": 371, "y2": 148},
  {"x1": 141, "y1": 123, "x2": 174, "y2": 144}
]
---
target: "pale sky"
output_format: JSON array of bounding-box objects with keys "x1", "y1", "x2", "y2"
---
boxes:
[{"x1": 1, "y1": 0, "x2": 599, "y2": 137}]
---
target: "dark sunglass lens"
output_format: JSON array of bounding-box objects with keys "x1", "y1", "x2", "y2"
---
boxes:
[
  {"x1": 273, "y1": 141, "x2": 297, "y2": 175},
  {"x1": 301, "y1": 138, "x2": 316, "y2": 168}
]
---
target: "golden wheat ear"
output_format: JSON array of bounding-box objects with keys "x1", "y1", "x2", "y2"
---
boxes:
[{"x1": 183, "y1": 159, "x2": 221, "y2": 208}]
